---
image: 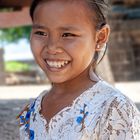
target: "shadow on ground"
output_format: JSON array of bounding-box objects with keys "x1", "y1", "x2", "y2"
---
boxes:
[
  {"x1": 0, "y1": 100, "x2": 140, "y2": 140},
  {"x1": 0, "y1": 100, "x2": 32, "y2": 140}
]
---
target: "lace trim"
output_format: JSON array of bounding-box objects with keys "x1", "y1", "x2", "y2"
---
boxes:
[{"x1": 36, "y1": 79, "x2": 104, "y2": 132}]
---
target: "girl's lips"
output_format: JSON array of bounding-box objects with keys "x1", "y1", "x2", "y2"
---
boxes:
[{"x1": 43, "y1": 59, "x2": 71, "y2": 72}]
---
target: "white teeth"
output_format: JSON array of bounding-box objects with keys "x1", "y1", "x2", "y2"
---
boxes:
[
  {"x1": 61, "y1": 62, "x2": 65, "y2": 67},
  {"x1": 54, "y1": 61, "x2": 57, "y2": 67},
  {"x1": 46, "y1": 60, "x2": 69, "y2": 68},
  {"x1": 64, "y1": 61, "x2": 68, "y2": 64},
  {"x1": 58, "y1": 62, "x2": 61, "y2": 68}
]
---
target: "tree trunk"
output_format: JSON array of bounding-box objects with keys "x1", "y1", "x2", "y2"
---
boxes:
[{"x1": 0, "y1": 48, "x2": 5, "y2": 85}]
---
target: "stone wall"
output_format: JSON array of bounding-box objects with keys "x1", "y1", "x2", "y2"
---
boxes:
[
  {"x1": 111, "y1": 0, "x2": 140, "y2": 6},
  {"x1": 0, "y1": 48, "x2": 5, "y2": 85},
  {"x1": 108, "y1": 1, "x2": 140, "y2": 81}
]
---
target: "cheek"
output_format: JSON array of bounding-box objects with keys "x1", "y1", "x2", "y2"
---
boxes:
[
  {"x1": 30, "y1": 38, "x2": 44, "y2": 58},
  {"x1": 63, "y1": 38, "x2": 85, "y2": 52},
  {"x1": 30, "y1": 40, "x2": 45, "y2": 68},
  {"x1": 63, "y1": 38, "x2": 94, "y2": 59}
]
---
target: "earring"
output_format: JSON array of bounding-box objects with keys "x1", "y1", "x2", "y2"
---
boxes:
[
  {"x1": 96, "y1": 45, "x2": 100, "y2": 51},
  {"x1": 97, "y1": 45, "x2": 100, "y2": 49},
  {"x1": 96, "y1": 43, "x2": 107, "y2": 51}
]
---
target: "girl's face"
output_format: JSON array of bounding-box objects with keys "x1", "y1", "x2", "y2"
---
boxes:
[{"x1": 30, "y1": 0, "x2": 98, "y2": 83}]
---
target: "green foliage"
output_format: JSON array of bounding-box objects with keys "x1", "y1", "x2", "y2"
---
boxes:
[
  {"x1": 5, "y1": 61, "x2": 31, "y2": 72},
  {"x1": 0, "y1": 8, "x2": 14, "y2": 12},
  {"x1": 0, "y1": 26, "x2": 31, "y2": 43}
]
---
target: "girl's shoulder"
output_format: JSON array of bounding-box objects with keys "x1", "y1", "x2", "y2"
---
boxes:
[
  {"x1": 94, "y1": 80, "x2": 135, "y2": 103},
  {"x1": 94, "y1": 80, "x2": 140, "y2": 139},
  {"x1": 16, "y1": 90, "x2": 47, "y2": 126},
  {"x1": 103, "y1": 79, "x2": 138, "y2": 102},
  {"x1": 89, "y1": 80, "x2": 140, "y2": 117},
  {"x1": 73, "y1": 80, "x2": 140, "y2": 139}
]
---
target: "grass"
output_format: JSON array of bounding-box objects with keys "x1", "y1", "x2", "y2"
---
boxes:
[{"x1": 5, "y1": 61, "x2": 31, "y2": 72}]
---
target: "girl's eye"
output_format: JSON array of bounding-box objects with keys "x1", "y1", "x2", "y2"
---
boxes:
[
  {"x1": 34, "y1": 31, "x2": 47, "y2": 36},
  {"x1": 62, "y1": 33, "x2": 76, "y2": 37}
]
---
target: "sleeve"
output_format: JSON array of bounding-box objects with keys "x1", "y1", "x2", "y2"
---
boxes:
[{"x1": 99, "y1": 95, "x2": 140, "y2": 140}]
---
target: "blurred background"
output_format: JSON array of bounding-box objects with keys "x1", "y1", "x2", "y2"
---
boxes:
[{"x1": 0, "y1": 0, "x2": 140, "y2": 139}]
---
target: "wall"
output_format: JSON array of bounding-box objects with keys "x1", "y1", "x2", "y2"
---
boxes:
[{"x1": 108, "y1": 1, "x2": 140, "y2": 81}]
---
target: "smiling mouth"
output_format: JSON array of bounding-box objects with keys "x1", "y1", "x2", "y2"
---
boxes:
[{"x1": 44, "y1": 59, "x2": 71, "y2": 70}]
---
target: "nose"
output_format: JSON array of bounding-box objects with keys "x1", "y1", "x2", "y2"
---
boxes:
[{"x1": 44, "y1": 37, "x2": 63, "y2": 55}]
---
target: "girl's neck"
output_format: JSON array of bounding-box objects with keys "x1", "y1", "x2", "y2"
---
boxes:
[{"x1": 50, "y1": 67, "x2": 99, "y2": 96}]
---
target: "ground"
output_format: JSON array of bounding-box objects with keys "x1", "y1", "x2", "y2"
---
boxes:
[
  {"x1": 0, "y1": 100, "x2": 29, "y2": 140},
  {"x1": 0, "y1": 82, "x2": 140, "y2": 140}
]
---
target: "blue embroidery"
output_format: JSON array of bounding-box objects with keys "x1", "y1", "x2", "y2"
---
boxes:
[
  {"x1": 25, "y1": 111, "x2": 31, "y2": 121},
  {"x1": 30, "y1": 101, "x2": 36, "y2": 112},
  {"x1": 80, "y1": 109, "x2": 84, "y2": 113},
  {"x1": 30, "y1": 130, "x2": 35, "y2": 140},
  {"x1": 20, "y1": 116, "x2": 25, "y2": 124},
  {"x1": 18, "y1": 99, "x2": 37, "y2": 140},
  {"x1": 76, "y1": 116, "x2": 83, "y2": 124},
  {"x1": 85, "y1": 111, "x2": 89, "y2": 116},
  {"x1": 25, "y1": 123, "x2": 29, "y2": 131},
  {"x1": 76, "y1": 103, "x2": 89, "y2": 131}
]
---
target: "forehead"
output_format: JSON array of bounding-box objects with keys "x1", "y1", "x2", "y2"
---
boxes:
[
  {"x1": 33, "y1": 0, "x2": 95, "y2": 27},
  {"x1": 37, "y1": 0, "x2": 89, "y2": 12}
]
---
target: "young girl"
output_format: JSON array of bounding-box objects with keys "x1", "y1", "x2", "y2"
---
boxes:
[{"x1": 17, "y1": 0, "x2": 140, "y2": 139}]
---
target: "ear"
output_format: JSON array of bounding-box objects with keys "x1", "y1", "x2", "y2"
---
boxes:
[{"x1": 95, "y1": 24, "x2": 110, "y2": 51}]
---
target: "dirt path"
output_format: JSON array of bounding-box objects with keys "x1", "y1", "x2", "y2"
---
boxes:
[{"x1": 0, "y1": 99, "x2": 32, "y2": 140}]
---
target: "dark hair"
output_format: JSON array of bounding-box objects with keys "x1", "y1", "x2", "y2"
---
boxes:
[
  {"x1": 30, "y1": 0, "x2": 109, "y2": 28},
  {"x1": 30, "y1": 0, "x2": 109, "y2": 68}
]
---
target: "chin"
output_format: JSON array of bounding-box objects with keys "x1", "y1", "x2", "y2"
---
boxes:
[{"x1": 47, "y1": 76, "x2": 68, "y2": 84}]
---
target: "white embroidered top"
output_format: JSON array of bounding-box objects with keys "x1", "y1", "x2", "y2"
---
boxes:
[{"x1": 18, "y1": 80, "x2": 140, "y2": 140}]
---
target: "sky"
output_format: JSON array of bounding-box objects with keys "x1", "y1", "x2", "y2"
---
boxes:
[{"x1": 1, "y1": 39, "x2": 34, "y2": 61}]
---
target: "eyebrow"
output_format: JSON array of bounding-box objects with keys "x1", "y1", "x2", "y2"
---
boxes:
[
  {"x1": 32, "y1": 24, "x2": 80, "y2": 31},
  {"x1": 58, "y1": 26, "x2": 80, "y2": 31},
  {"x1": 32, "y1": 24, "x2": 47, "y2": 30}
]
